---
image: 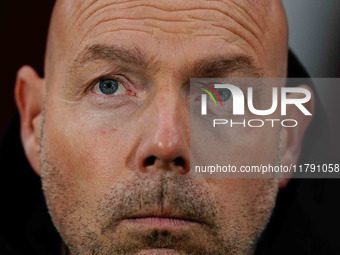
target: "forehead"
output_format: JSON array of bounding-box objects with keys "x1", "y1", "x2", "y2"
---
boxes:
[
  {"x1": 60, "y1": 0, "x2": 268, "y2": 26},
  {"x1": 50, "y1": 0, "x2": 277, "y2": 76},
  {"x1": 65, "y1": 0, "x2": 268, "y2": 29}
]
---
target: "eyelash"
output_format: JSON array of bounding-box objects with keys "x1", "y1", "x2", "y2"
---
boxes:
[{"x1": 87, "y1": 74, "x2": 136, "y2": 97}]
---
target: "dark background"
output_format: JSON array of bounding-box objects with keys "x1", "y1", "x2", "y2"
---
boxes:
[
  {"x1": 283, "y1": 0, "x2": 340, "y2": 77},
  {"x1": 0, "y1": 1, "x2": 55, "y2": 135}
]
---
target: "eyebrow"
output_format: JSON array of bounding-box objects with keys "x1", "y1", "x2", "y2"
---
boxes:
[
  {"x1": 70, "y1": 44, "x2": 263, "y2": 78},
  {"x1": 189, "y1": 55, "x2": 263, "y2": 78},
  {"x1": 70, "y1": 44, "x2": 151, "y2": 73}
]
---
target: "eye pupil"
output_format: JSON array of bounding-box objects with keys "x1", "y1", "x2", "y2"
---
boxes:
[{"x1": 99, "y1": 79, "x2": 119, "y2": 95}]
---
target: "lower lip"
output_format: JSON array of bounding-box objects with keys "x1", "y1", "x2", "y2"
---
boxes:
[{"x1": 124, "y1": 217, "x2": 194, "y2": 227}]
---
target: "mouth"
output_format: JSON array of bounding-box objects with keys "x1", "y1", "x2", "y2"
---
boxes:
[{"x1": 121, "y1": 209, "x2": 203, "y2": 228}]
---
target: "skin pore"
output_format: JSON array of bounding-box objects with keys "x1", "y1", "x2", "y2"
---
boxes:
[{"x1": 15, "y1": 0, "x2": 316, "y2": 255}]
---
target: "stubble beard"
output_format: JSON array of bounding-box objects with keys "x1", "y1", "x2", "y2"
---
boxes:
[{"x1": 39, "y1": 114, "x2": 280, "y2": 255}]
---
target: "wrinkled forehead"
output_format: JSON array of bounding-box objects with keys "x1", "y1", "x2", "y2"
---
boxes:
[
  {"x1": 46, "y1": 0, "x2": 285, "y2": 77},
  {"x1": 51, "y1": 0, "x2": 275, "y2": 45},
  {"x1": 57, "y1": 0, "x2": 270, "y2": 19},
  {"x1": 55, "y1": 0, "x2": 271, "y2": 35}
]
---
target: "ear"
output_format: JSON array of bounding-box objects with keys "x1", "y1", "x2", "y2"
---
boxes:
[
  {"x1": 15, "y1": 66, "x2": 44, "y2": 176},
  {"x1": 279, "y1": 85, "x2": 314, "y2": 188}
]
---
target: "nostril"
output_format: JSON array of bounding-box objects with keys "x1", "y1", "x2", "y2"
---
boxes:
[
  {"x1": 144, "y1": 156, "x2": 157, "y2": 167},
  {"x1": 173, "y1": 157, "x2": 185, "y2": 167}
]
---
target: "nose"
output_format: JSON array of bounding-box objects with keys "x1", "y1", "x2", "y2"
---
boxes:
[{"x1": 135, "y1": 90, "x2": 190, "y2": 175}]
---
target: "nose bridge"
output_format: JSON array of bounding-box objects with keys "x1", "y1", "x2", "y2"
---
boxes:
[
  {"x1": 155, "y1": 89, "x2": 182, "y2": 145},
  {"x1": 151, "y1": 87, "x2": 187, "y2": 160},
  {"x1": 136, "y1": 85, "x2": 190, "y2": 174}
]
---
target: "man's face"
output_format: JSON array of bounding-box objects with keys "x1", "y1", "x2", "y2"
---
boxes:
[{"x1": 37, "y1": 0, "x2": 287, "y2": 254}]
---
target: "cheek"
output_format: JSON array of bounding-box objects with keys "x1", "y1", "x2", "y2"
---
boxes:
[
  {"x1": 233, "y1": 126, "x2": 280, "y2": 165},
  {"x1": 42, "y1": 106, "x2": 136, "y2": 199},
  {"x1": 209, "y1": 125, "x2": 281, "y2": 169},
  {"x1": 209, "y1": 179, "x2": 279, "y2": 238},
  {"x1": 213, "y1": 178, "x2": 279, "y2": 207},
  {"x1": 192, "y1": 109, "x2": 281, "y2": 171}
]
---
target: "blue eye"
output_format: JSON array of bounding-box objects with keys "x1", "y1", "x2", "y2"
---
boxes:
[
  {"x1": 215, "y1": 88, "x2": 231, "y2": 102},
  {"x1": 98, "y1": 79, "x2": 119, "y2": 95}
]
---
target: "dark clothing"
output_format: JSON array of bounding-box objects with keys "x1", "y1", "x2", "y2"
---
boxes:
[{"x1": 1, "y1": 51, "x2": 340, "y2": 254}]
